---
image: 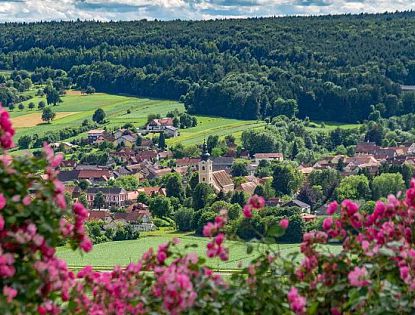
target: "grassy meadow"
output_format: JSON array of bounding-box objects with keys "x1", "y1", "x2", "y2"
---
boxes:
[
  {"x1": 8, "y1": 88, "x2": 265, "y2": 150},
  {"x1": 57, "y1": 230, "x2": 341, "y2": 271}
]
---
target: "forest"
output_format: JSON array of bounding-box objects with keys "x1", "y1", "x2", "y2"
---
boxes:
[{"x1": 1, "y1": 12, "x2": 415, "y2": 122}]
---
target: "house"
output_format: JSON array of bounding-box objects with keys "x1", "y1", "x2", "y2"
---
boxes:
[
  {"x1": 299, "y1": 165, "x2": 314, "y2": 178},
  {"x1": 113, "y1": 209, "x2": 156, "y2": 232},
  {"x1": 51, "y1": 142, "x2": 77, "y2": 150},
  {"x1": 60, "y1": 159, "x2": 77, "y2": 169},
  {"x1": 136, "y1": 150, "x2": 158, "y2": 162},
  {"x1": 164, "y1": 126, "x2": 179, "y2": 138},
  {"x1": 158, "y1": 151, "x2": 173, "y2": 160},
  {"x1": 86, "y1": 187, "x2": 128, "y2": 208},
  {"x1": 176, "y1": 157, "x2": 200, "y2": 170},
  {"x1": 146, "y1": 118, "x2": 174, "y2": 131},
  {"x1": 87, "y1": 210, "x2": 112, "y2": 222},
  {"x1": 137, "y1": 186, "x2": 167, "y2": 197},
  {"x1": 212, "y1": 157, "x2": 235, "y2": 172},
  {"x1": 237, "y1": 181, "x2": 258, "y2": 196},
  {"x1": 355, "y1": 142, "x2": 378, "y2": 155},
  {"x1": 58, "y1": 167, "x2": 113, "y2": 183},
  {"x1": 115, "y1": 134, "x2": 137, "y2": 148},
  {"x1": 147, "y1": 167, "x2": 172, "y2": 179},
  {"x1": 265, "y1": 197, "x2": 282, "y2": 207},
  {"x1": 254, "y1": 153, "x2": 283, "y2": 165},
  {"x1": 87, "y1": 129, "x2": 105, "y2": 143},
  {"x1": 283, "y1": 199, "x2": 311, "y2": 214}
]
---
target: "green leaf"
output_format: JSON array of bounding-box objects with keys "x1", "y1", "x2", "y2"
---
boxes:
[{"x1": 267, "y1": 223, "x2": 285, "y2": 238}]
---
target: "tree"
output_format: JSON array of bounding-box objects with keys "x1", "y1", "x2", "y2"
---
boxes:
[
  {"x1": 86, "y1": 86, "x2": 96, "y2": 94},
  {"x1": 308, "y1": 169, "x2": 341, "y2": 201},
  {"x1": 8, "y1": 103, "x2": 15, "y2": 111},
  {"x1": 231, "y1": 159, "x2": 249, "y2": 177},
  {"x1": 297, "y1": 184, "x2": 323, "y2": 210},
  {"x1": 17, "y1": 135, "x2": 32, "y2": 149},
  {"x1": 92, "y1": 108, "x2": 106, "y2": 124},
  {"x1": 372, "y1": 173, "x2": 405, "y2": 200},
  {"x1": 79, "y1": 193, "x2": 89, "y2": 208},
  {"x1": 192, "y1": 183, "x2": 214, "y2": 210},
  {"x1": 93, "y1": 192, "x2": 106, "y2": 210},
  {"x1": 272, "y1": 162, "x2": 304, "y2": 196},
  {"x1": 253, "y1": 184, "x2": 265, "y2": 197},
  {"x1": 335, "y1": 175, "x2": 370, "y2": 201},
  {"x1": 78, "y1": 180, "x2": 89, "y2": 191},
  {"x1": 45, "y1": 87, "x2": 61, "y2": 105},
  {"x1": 115, "y1": 175, "x2": 140, "y2": 191},
  {"x1": 18, "y1": 103, "x2": 24, "y2": 111},
  {"x1": 149, "y1": 196, "x2": 172, "y2": 218},
  {"x1": 41, "y1": 107, "x2": 56, "y2": 123},
  {"x1": 28, "y1": 102, "x2": 35, "y2": 110},
  {"x1": 159, "y1": 132, "x2": 166, "y2": 150},
  {"x1": 163, "y1": 173, "x2": 183, "y2": 199},
  {"x1": 291, "y1": 141, "x2": 299, "y2": 159},
  {"x1": 174, "y1": 208, "x2": 194, "y2": 232},
  {"x1": 38, "y1": 101, "x2": 46, "y2": 110},
  {"x1": 206, "y1": 135, "x2": 219, "y2": 153}
]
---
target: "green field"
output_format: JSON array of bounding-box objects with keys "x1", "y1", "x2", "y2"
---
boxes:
[
  {"x1": 8, "y1": 90, "x2": 265, "y2": 150},
  {"x1": 57, "y1": 231, "x2": 341, "y2": 271},
  {"x1": 306, "y1": 121, "x2": 361, "y2": 132}
]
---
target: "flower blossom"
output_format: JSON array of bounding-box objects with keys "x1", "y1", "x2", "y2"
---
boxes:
[{"x1": 348, "y1": 266, "x2": 370, "y2": 287}]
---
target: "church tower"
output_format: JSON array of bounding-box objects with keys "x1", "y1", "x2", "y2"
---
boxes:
[{"x1": 199, "y1": 140, "x2": 213, "y2": 185}]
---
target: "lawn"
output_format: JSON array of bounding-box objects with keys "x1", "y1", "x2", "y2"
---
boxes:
[{"x1": 57, "y1": 230, "x2": 341, "y2": 271}]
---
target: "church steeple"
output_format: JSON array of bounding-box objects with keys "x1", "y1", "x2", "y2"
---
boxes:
[
  {"x1": 201, "y1": 139, "x2": 210, "y2": 161},
  {"x1": 199, "y1": 140, "x2": 213, "y2": 185}
]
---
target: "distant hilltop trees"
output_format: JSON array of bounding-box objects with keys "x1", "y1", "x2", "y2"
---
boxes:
[{"x1": 2, "y1": 12, "x2": 415, "y2": 122}]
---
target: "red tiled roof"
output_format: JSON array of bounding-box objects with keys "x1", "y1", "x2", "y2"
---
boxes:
[
  {"x1": 88, "y1": 210, "x2": 111, "y2": 221},
  {"x1": 254, "y1": 153, "x2": 283, "y2": 159}
]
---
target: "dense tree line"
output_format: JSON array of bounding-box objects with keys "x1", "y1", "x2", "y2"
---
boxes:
[{"x1": 2, "y1": 12, "x2": 415, "y2": 121}]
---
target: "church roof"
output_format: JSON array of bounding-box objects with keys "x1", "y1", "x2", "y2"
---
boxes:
[{"x1": 212, "y1": 170, "x2": 233, "y2": 189}]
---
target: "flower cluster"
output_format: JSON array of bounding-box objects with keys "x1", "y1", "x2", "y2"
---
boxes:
[
  {"x1": 204, "y1": 211, "x2": 229, "y2": 261},
  {"x1": 242, "y1": 195, "x2": 265, "y2": 218},
  {"x1": 0, "y1": 104, "x2": 15, "y2": 149}
]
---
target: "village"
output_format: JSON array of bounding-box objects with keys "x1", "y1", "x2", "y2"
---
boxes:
[{"x1": 55, "y1": 114, "x2": 415, "y2": 234}]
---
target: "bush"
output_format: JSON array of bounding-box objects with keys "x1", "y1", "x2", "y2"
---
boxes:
[
  {"x1": 174, "y1": 208, "x2": 195, "y2": 232},
  {"x1": 153, "y1": 217, "x2": 173, "y2": 228}
]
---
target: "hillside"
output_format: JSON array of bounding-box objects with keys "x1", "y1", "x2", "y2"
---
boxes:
[{"x1": 1, "y1": 12, "x2": 415, "y2": 122}]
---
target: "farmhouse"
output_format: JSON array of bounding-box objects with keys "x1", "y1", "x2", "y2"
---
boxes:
[
  {"x1": 87, "y1": 129, "x2": 105, "y2": 143},
  {"x1": 254, "y1": 153, "x2": 284, "y2": 165},
  {"x1": 146, "y1": 118, "x2": 174, "y2": 131}
]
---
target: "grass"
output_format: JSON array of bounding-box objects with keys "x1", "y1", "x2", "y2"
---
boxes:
[
  {"x1": 9, "y1": 89, "x2": 265, "y2": 151},
  {"x1": 57, "y1": 230, "x2": 341, "y2": 271},
  {"x1": 167, "y1": 116, "x2": 266, "y2": 147},
  {"x1": 306, "y1": 121, "x2": 361, "y2": 132}
]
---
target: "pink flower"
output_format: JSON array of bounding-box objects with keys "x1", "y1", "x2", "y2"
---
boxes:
[
  {"x1": 322, "y1": 217, "x2": 333, "y2": 230},
  {"x1": 248, "y1": 195, "x2": 265, "y2": 209},
  {"x1": 203, "y1": 222, "x2": 217, "y2": 237},
  {"x1": 22, "y1": 195, "x2": 32, "y2": 206},
  {"x1": 400, "y1": 266, "x2": 410, "y2": 281},
  {"x1": 326, "y1": 201, "x2": 338, "y2": 215},
  {"x1": 287, "y1": 287, "x2": 306, "y2": 314},
  {"x1": 3, "y1": 286, "x2": 17, "y2": 302},
  {"x1": 279, "y1": 218, "x2": 289, "y2": 229},
  {"x1": 342, "y1": 200, "x2": 359, "y2": 216},
  {"x1": 0, "y1": 193, "x2": 6, "y2": 210},
  {"x1": 80, "y1": 238, "x2": 93, "y2": 252},
  {"x1": 348, "y1": 266, "x2": 370, "y2": 287},
  {"x1": 0, "y1": 215, "x2": 4, "y2": 230},
  {"x1": 243, "y1": 205, "x2": 253, "y2": 218}
]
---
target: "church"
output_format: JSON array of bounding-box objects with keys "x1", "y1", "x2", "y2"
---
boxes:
[{"x1": 198, "y1": 141, "x2": 234, "y2": 193}]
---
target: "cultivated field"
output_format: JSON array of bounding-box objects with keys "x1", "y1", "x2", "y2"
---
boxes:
[
  {"x1": 57, "y1": 231, "x2": 341, "y2": 271},
  {"x1": 11, "y1": 112, "x2": 79, "y2": 128}
]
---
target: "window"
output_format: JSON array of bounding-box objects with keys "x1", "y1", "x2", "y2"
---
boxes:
[{"x1": 202, "y1": 166, "x2": 205, "y2": 171}]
